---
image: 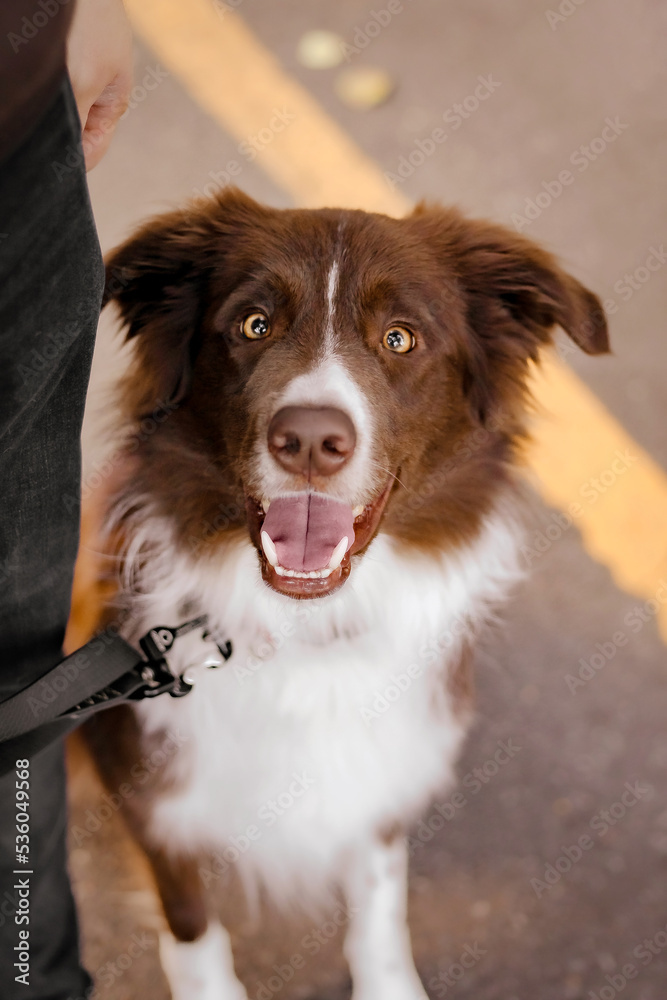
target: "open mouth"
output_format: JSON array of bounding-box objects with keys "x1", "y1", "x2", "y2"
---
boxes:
[{"x1": 245, "y1": 478, "x2": 394, "y2": 599}]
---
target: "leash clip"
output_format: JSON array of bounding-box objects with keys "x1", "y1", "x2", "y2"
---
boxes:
[
  {"x1": 137, "y1": 616, "x2": 232, "y2": 699},
  {"x1": 63, "y1": 615, "x2": 233, "y2": 719}
]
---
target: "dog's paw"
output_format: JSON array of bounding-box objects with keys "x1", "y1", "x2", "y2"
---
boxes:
[{"x1": 160, "y1": 922, "x2": 248, "y2": 1000}]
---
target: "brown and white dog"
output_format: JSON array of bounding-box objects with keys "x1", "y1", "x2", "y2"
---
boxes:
[{"x1": 83, "y1": 188, "x2": 608, "y2": 1000}]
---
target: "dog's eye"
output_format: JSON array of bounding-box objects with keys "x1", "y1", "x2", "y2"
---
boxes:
[
  {"x1": 241, "y1": 312, "x2": 271, "y2": 340},
  {"x1": 382, "y1": 326, "x2": 415, "y2": 354}
]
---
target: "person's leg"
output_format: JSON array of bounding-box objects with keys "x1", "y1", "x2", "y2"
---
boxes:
[{"x1": 0, "y1": 75, "x2": 104, "y2": 1000}]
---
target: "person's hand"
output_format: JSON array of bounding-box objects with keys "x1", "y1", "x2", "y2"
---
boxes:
[{"x1": 67, "y1": 0, "x2": 133, "y2": 171}]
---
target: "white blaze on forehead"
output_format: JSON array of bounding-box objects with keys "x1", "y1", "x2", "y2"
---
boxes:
[
  {"x1": 252, "y1": 242, "x2": 380, "y2": 504},
  {"x1": 323, "y1": 258, "x2": 340, "y2": 356}
]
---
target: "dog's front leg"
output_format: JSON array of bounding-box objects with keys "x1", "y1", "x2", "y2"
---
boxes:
[
  {"x1": 147, "y1": 845, "x2": 249, "y2": 1000},
  {"x1": 343, "y1": 831, "x2": 428, "y2": 1000}
]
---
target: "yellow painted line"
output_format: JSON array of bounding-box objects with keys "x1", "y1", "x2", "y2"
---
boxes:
[
  {"x1": 528, "y1": 360, "x2": 667, "y2": 618},
  {"x1": 125, "y1": 0, "x2": 667, "y2": 640},
  {"x1": 126, "y1": 0, "x2": 405, "y2": 215}
]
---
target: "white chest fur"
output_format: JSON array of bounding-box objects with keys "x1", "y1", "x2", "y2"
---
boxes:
[{"x1": 123, "y1": 506, "x2": 523, "y2": 902}]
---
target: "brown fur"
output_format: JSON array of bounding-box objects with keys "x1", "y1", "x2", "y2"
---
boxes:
[{"x1": 101, "y1": 188, "x2": 607, "y2": 572}]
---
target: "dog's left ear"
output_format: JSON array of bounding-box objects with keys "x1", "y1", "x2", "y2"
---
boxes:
[
  {"x1": 103, "y1": 205, "x2": 215, "y2": 408},
  {"x1": 410, "y1": 206, "x2": 609, "y2": 423}
]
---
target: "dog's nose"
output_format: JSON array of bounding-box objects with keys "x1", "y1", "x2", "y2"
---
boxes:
[{"x1": 268, "y1": 406, "x2": 356, "y2": 478}]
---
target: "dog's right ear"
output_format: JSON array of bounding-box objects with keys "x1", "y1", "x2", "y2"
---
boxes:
[
  {"x1": 103, "y1": 203, "x2": 216, "y2": 407},
  {"x1": 103, "y1": 188, "x2": 268, "y2": 407}
]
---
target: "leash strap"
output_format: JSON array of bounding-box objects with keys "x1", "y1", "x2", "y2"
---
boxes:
[{"x1": 0, "y1": 616, "x2": 231, "y2": 776}]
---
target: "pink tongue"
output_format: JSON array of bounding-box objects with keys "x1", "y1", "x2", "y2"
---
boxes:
[{"x1": 262, "y1": 494, "x2": 355, "y2": 571}]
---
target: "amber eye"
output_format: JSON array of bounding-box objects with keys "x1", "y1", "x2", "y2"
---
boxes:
[
  {"x1": 241, "y1": 312, "x2": 271, "y2": 340},
  {"x1": 382, "y1": 326, "x2": 415, "y2": 354}
]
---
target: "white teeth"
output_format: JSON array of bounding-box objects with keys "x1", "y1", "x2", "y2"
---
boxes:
[
  {"x1": 353, "y1": 505, "x2": 364, "y2": 517},
  {"x1": 328, "y1": 536, "x2": 349, "y2": 571},
  {"x1": 260, "y1": 531, "x2": 278, "y2": 567},
  {"x1": 272, "y1": 565, "x2": 334, "y2": 580},
  {"x1": 261, "y1": 498, "x2": 271, "y2": 513},
  {"x1": 263, "y1": 530, "x2": 350, "y2": 584}
]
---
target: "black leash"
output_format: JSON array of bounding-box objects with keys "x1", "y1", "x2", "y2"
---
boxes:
[{"x1": 0, "y1": 616, "x2": 231, "y2": 776}]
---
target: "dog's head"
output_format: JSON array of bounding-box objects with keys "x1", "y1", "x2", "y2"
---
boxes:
[{"x1": 104, "y1": 188, "x2": 608, "y2": 599}]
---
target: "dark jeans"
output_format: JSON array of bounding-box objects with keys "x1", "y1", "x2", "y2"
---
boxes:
[{"x1": 0, "y1": 76, "x2": 104, "y2": 999}]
